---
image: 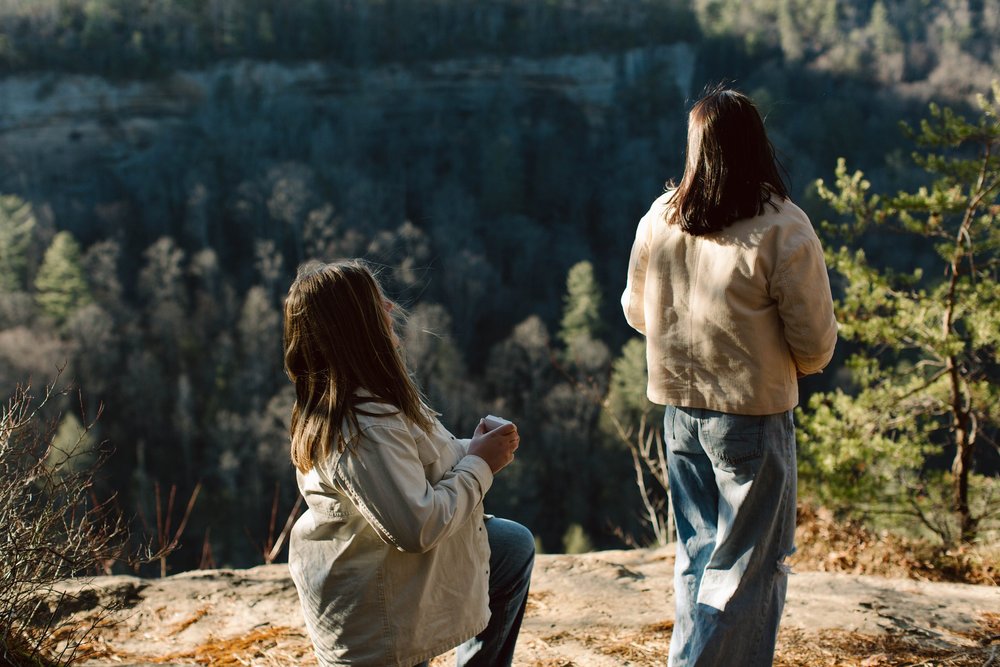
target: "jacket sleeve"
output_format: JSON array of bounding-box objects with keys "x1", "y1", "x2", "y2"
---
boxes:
[
  {"x1": 332, "y1": 423, "x2": 493, "y2": 554},
  {"x1": 621, "y1": 212, "x2": 652, "y2": 334},
  {"x1": 771, "y1": 234, "x2": 839, "y2": 375}
]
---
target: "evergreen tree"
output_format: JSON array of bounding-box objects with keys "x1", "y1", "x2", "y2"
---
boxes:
[
  {"x1": 867, "y1": 1, "x2": 900, "y2": 55},
  {"x1": 778, "y1": 0, "x2": 804, "y2": 62},
  {"x1": 0, "y1": 195, "x2": 36, "y2": 292},
  {"x1": 817, "y1": 0, "x2": 839, "y2": 47},
  {"x1": 865, "y1": 0, "x2": 904, "y2": 81},
  {"x1": 561, "y1": 523, "x2": 593, "y2": 554},
  {"x1": 34, "y1": 231, "x2": 92, "y2": 326},
  {"x1": 559, "y1": 260, "x2": 602, "y2": 348},
  {"x1": 800, "y1": 82, "x2": 1000, "y2": 545}
]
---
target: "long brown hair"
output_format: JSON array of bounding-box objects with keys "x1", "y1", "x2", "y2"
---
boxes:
[
  {"x1": 667, "y1": 86, "x2": 788, "y2": 235},
  {"x1": 283, "y1": 260, "x2": 432, "y2": 473}
]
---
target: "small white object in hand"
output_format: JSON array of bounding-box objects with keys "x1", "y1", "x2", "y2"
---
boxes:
[{"x1": 484, "y1": 414, "x2": 512, "y2": 430}]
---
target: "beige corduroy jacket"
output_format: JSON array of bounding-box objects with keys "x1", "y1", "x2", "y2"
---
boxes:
[
  {"x1": 289, "y1": 399, "x2": 493, "y2": 667},
  {"x1": 621, "y1": 191, "x2": 838, "y2": 415}
]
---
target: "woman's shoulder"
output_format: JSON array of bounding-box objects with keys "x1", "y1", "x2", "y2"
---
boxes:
[
  {"x1": 324, "y1": 406, "x2": 414, "y2": 474},
  {"x1": 352, "y1": 401, "x2": 410, "y2": 433},
  {"x1": 351, "y1": 398, "x2": 439, "y2": 441},
  {"x1": 717, "y1": 197, "x2": 818, "y2": 255},
  {"x1": 636, "y1": 189, "x2": 678, "y2": 238},
  {"x1": 768, "y1": 198, "x2": 820, "y2": 245},
  {"x1": 741, "y1": 197, "x2": 825, "y2": 275},
  {"x1": 652, "y1": 188, "x2": 677, "y2": 211},
  {"x1": 737, "y1": 196, "x2": 815, "y2": 239},
  {"x1": 771, "y1": 196, "x2": 810, "y2": 223}
]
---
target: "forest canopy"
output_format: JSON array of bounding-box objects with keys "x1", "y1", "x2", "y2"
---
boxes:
[{"x1": 0, "y1": 0, "x2": 997, "y2": 571}]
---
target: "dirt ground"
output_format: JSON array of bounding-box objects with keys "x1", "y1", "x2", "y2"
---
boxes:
[{"x1": 57, "y1": 545, "x2": 999, "y2": 667}]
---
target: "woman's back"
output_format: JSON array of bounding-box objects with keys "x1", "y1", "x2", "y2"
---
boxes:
[
  {"x1": 290, "y1": 398, "x2": 494, "y2": 666},
  {"x1": 622, "y1": 190, "x2": 837, "y2": 415}
]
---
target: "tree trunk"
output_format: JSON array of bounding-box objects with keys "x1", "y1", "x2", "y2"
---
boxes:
[{"x1": 950, "y1": 403, "x2": 977, "y2": 544}]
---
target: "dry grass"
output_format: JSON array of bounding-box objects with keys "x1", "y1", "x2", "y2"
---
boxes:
[
  {"x1": 778, "y1": 611, "x2": 1000, "y2": 667},
  {"x1": 592, "y1": 620, "x2": 673, "y2": 661},
  {"x1": 792, "y1": 505, "x2": 999, "y2": 585},
  {"x1": 505, "y1": 614, "x2": 1000, "y2": 667},
  {"x1": 958, "y1": 611, "x2": 1000, "y2": 644},
  {"x1": 66, "y1": 608, "x2": 1000, "y2": 667},
  {"x1": 73, "y1": 626, "x2": 316, "y2": 666},
  {"x1": 167, "y1": 606, "x2": 211, "y2": 635},
  {"x1": 774, "y1": 625, "x2": 996, "y2": 667},
  {"x1": 525, "y1": 589, "x2": 553, "y2": 614},
  {"x1": 151, "y1": 626, "x2": 314, "y2": 666}
]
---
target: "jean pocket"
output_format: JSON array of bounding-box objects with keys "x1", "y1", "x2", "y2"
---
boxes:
[
  {"x1": 663, "y1": 405, "x2": 677, "y2": 440},
  {"x1": 700, "y1": 413, "x2": 764, "y2": 473}
]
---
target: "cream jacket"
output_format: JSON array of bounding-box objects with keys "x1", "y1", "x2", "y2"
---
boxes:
[
  {"x1": 622, "y1": 191, "x2": 837, "y2": 414},
  {"x1": 288, "y1": 400, "x2": 494, "y2": 666}
]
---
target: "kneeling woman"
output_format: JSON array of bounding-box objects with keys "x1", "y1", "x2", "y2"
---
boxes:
[{"x1": 284, "y1": 261, "x2": 534, "y2": 667}]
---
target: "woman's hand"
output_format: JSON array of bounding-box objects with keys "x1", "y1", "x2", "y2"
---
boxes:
[{"x1": 468, "y1": 420, "x2": 520, "y2": 474}]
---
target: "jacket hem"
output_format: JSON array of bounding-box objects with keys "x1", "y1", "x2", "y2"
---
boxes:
[
  {"x1": 401, "y1": 617, "x2": 490, "y2": 666},
  {"x1": 317, "y1": 617, "x2": 490, "y2": 666},
  {"x1": 646, "y1": 390, "x2": 797, "y2": 416}
]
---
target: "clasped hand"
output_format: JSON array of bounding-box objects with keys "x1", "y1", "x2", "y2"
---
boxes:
[{"x1": 468, "y1": 420, "x2": 519, "y2": 474}]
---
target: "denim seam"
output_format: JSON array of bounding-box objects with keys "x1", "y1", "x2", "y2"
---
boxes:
[
  {"x1": 749, "y1": 458, "x2": 785, "y2": 665},
  {"x1": 748, "y1": 417, "x2": 795, "y2": 665},
  {"x1": 489, "y1": 603, "x2": 512, "y2": 664},
  {"x1": 748, "y1": 564, "x2": 778, "y2": 665}
]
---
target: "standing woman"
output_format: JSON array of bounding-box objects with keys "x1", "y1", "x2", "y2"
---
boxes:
[
  {"x1": 621, "y1": 87, "x2": 837, "y2": 666},
  {"x1": 284, "y1": 260, "x2": 534, "y2": 667}
]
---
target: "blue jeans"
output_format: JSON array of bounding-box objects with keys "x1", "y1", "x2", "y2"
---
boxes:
[
  {"x1": 664, "y1": 406, "x2": 796, "y2": 667},
  {"x1": 414, "y1": 517, "x2": 535, "y2": 667}
]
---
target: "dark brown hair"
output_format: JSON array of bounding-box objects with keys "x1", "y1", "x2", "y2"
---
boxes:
[
  {"x1": 667, "y1": 86, "x2": 788, "y2": 235},
  {"x1": 283, "y1": 260, "x2": 432, "y2": 473}
]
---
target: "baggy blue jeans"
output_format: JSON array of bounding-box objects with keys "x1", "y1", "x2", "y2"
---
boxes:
[
  {"x1": 664, "y1": 406, "x2": 797, "y2": 667},
  {"x1": 414, "y1": 517, "x2": 535, "y2": 667}
]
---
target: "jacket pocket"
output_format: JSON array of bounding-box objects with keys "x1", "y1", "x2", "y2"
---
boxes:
[{"x1": 413, "y1": 431, "x2": 440, "y2": 467}]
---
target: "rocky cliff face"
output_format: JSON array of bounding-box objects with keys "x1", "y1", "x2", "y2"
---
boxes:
[{"x1": 0, "y1": 44, "x2": 695, "y2": 194}]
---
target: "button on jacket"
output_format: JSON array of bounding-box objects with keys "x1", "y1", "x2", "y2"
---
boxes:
[
  {"x1": 288, "y1": 399, "x2": 494, "y2": 667},
  {"x1": 621, "y1": 191, "x2": 838, "y2": 414}
]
